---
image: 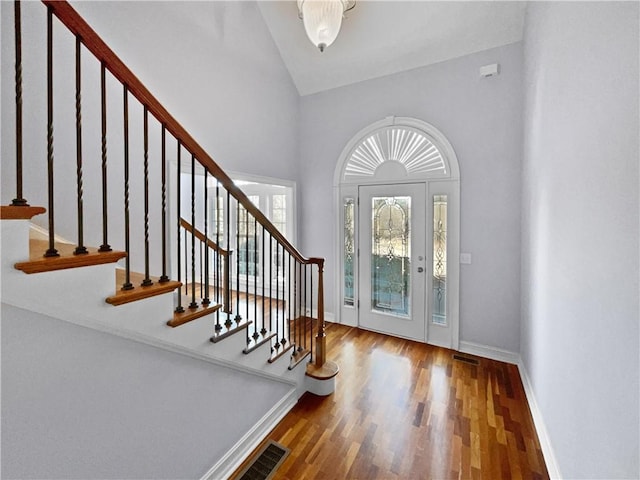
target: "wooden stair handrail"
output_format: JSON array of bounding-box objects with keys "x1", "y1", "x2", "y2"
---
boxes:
[
  {"x1": 43, "y1": 1, "x2": 320, "y2": 267},
  {"x1": 180, "y1": 218, "x2": 230, "y2": 257}
]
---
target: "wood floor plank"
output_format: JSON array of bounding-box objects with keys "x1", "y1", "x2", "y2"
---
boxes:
[{"x1": 231, "y1": 324, "x2": 549, "y2": 479}]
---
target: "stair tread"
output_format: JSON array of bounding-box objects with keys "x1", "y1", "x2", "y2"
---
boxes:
[
  {"x1": 106, "y1": 269, "x2": 181, "y2": 306},
  {"x1": 15, "y1": 239, "x2": 126, "y2": 274},
  {"x1": 0, "y1": 205, "x2": 46, "y2": 220},
  {"x1": 168, "y1": 299, "x2": 222, "y2": 328}
]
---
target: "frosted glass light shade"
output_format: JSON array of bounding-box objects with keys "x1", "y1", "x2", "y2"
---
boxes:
[{"x1": 298, "y1": 0, "x2": 345, "y2": 52}]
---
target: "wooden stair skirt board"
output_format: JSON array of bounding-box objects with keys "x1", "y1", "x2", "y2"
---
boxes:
[
  {"x1": 15, "y1": 238, "x2": 127, "y2": 274},
  {"x1": 168, "y1": 299, "x2": 222, "y2": 328},
  {"x1": 305, "y1": 360, "x2": 339, "y2": 396},
  {"x1": 0, "y1": 205, "x2": 46, "y2": 220},
  {"x1": 106, "y1": 269, "x2": 180, "y2": 306}
]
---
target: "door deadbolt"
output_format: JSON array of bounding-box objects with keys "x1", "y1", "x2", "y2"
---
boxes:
[{"x1": 417, "y1": 267, "x2": 424, "y2": 273}]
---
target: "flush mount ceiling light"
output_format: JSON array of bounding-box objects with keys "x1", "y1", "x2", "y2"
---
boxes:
[{"x1": 297, "y1": 0, "x2": 356, "y2": 52}]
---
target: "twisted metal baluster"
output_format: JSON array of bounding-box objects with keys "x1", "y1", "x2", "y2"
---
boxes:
[
  {"x1": 74, "y1": 36, "x2": 88, "y2": 255},
  {"x1": 99, "y1": 63, "x2": 111, "y2": 252},
  {"x1": 12, "y1": 0, "x2": 28, "y2": 207},
  {"x1": 159, "y1": 126, "x2": 169, "y2": 282},
  {"x1": 44, "y1": 6, "x2": 58, "y2": 258},
  {"x1": 121, "y1": 86, "x2": 133, "y2": 290},
  {"x1": 141, "y1": 107, "x2": 153, "y2": 286}
]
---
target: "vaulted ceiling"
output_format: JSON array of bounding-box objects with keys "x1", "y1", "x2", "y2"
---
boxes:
[{"x1": 258, "y1": 1, "x2": 527, "y2": 96}]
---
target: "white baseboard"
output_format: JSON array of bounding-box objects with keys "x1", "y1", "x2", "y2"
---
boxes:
[
  {"x1": 458, "y1": 340, "x2": 519, "y2": 364},
  {"x1": 517, "y1": 361, "x2": 562, "y2": 479},
  {"x1": 201, "y1": 388, "x2": 298, "y2": 480}
]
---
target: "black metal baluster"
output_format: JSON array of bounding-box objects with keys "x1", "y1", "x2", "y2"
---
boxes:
[
  {"x1": 261, "y1": 225, "x2": 266, "y2": 336},
  {"x1": 269, "y1": 238, "x2": 280, "y2": 342},
  {"x1": 245, "y1": 206, "x2": 250, "y2": 347},
  {"x1": 141, "y1": 107, "x2": 153, "y2": 286},
  {"x1": 121, "y1": 85, "x2": 132, "y2": 288},
  {"x1": 202, "y1": 171, "x2": 210, "y2": 305},
  {"x1": 175, "y1": 142, "x2": 184, "y2": 313},
  {"x1": 283, "y1": 250, "x2": 289, "y2": 349},
  {"x1": 159, "y1": 126, "x2": 169, "y2": 282},
  {"x1": 73, "y1": 36, "x2": 88, "y2": 255},
  {"x1": 233, "y1": 198, "x2": 240, "y2": 327},
  {"x1": 298, "y1": 261, "x2": 304, "y2": 353},
  {"x1": 225, "y1": 190, "x2": 232, "y2": 326},
  {"x1": 184, "y1": 229, "x2": 188, "y2": 296},
  {"x1": 12, "y1": 0, "x2": 27, "y2": 207},
  {"x1": 214, "y1": 180, "x2": 221, "y2": 332},
  {"x1": 309, "y1": 265, "x2": 317, "y2": 362},
  {"x1": 189, "y1": 155, "x2": 198, "y2": 309},
  {"x1": 252, "y1": 217, "x2": 259, "y2": 341},
  {"x1": 300, "y1": 263, "x2": 309, "y2": 350},
  {"x1": 272, "y1": 235, "x2": 279, "y2": 353},
  {"x1": 294, "y1": 255, "x2": 298, "y2": 350},
  {"x1": 99, "y1": 63, "x2": 111, "y2": 252},
  {"x1": 199, "y1": 240, "x2": 204, "y2": 300},
  {"x1": 44, "y1": 6, "x2": 58, "y2": 258}
]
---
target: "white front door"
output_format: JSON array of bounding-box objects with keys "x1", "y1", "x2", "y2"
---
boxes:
[{"x1": 358, "y1": 183, "x2": 427, "y2": 341}]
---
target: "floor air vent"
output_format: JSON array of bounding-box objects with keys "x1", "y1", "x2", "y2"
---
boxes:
[
  {"x1": 453, "y1": 354, "x2": 479, "y2": 365},
  {"x1": 238, "y1": 440, "x2": 290, "y2": 480}
]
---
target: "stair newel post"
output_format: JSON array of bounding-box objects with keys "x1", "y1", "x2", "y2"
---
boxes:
[
  {"x1": 44, "y1": 6, "x2": 58, "y2": 258},
  {"x1": 12, "y1": 0, "x2": 28, "y2": 207},
  {"x1": 202, "y1": 170, "x2": 210, "y2": 305},
  {"x1": 141, "y1": 106, "x2": 153, "y2": 287},
  {"x1": 159, "y1": 125, "x2": 169, "y2": 282},
  {"x1": 174, "y1": 142, "x2": 184, "y2": 313},
  {"x1": 314, "y1": 259, "x2": 326, "y2": 367},
  {"x1": 98, "y1": 63, "x2": 111, "y2": 252},
  {"x1": 189, "y1": 154, "x2": 198, "y2": 309},
  {"x1": 74, "y1": 35, "x2": 88, "y2": 256},
  {"x1": 121, "y1": 85, "x2": 133, "y2": 289}
]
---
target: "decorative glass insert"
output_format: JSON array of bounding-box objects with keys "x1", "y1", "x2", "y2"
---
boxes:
[
  {"x1": 238, "y1": 195, "x2": 260, "y2": 276},
  {"x1": 345, "y1": 127, "x2": 446, "y2": 179},
  {"x1": 371, "y1": 196, "x2": 411, "y2": 317},
  {"x1": 432, "y1": 195, "x2": 447, "y2": 325},
  {"x1": 343, "y1": 198, "x2": 355, "y2": 306}
]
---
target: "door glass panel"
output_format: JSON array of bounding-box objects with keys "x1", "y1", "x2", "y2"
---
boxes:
[
  {"x1": 344, "y1": 198, "x2": 355, "y2": 306},
  {"x1": 432, "y1": 195, "x2": 447, "y2": 325},
  {"x1": 371, "y1": 196, "x2": 411, "y2": 317}
]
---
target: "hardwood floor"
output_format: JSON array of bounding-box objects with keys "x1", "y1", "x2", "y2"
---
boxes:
[{"x1": 233, "y1": 323, "x2": 549, "y2": 480}]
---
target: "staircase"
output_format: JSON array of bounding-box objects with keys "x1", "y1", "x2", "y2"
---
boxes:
[{"x1": 1, "y1": 1, "x2": 337, "y2": 477}]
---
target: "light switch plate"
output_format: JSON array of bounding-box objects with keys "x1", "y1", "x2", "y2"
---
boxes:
[{"x1": 460, "y1": 253, "x2": 472, "y2": 264}]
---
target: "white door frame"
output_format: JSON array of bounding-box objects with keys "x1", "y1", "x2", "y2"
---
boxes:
[{"x1": 333, "y1": 116, "x2": 460, "y2": 349}]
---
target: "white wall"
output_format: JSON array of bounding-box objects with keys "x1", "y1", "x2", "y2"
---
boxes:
[
  {"x1": 298, "y1": 43, "x2": 524, "y2": 353},
  {"x1": 521, "y1": 2, "x2": 639, "y2": 478}
]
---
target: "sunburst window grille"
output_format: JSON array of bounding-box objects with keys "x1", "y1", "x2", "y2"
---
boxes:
[{"x1": 345, "y1": 127, "x2": 447, "y2": 179}]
